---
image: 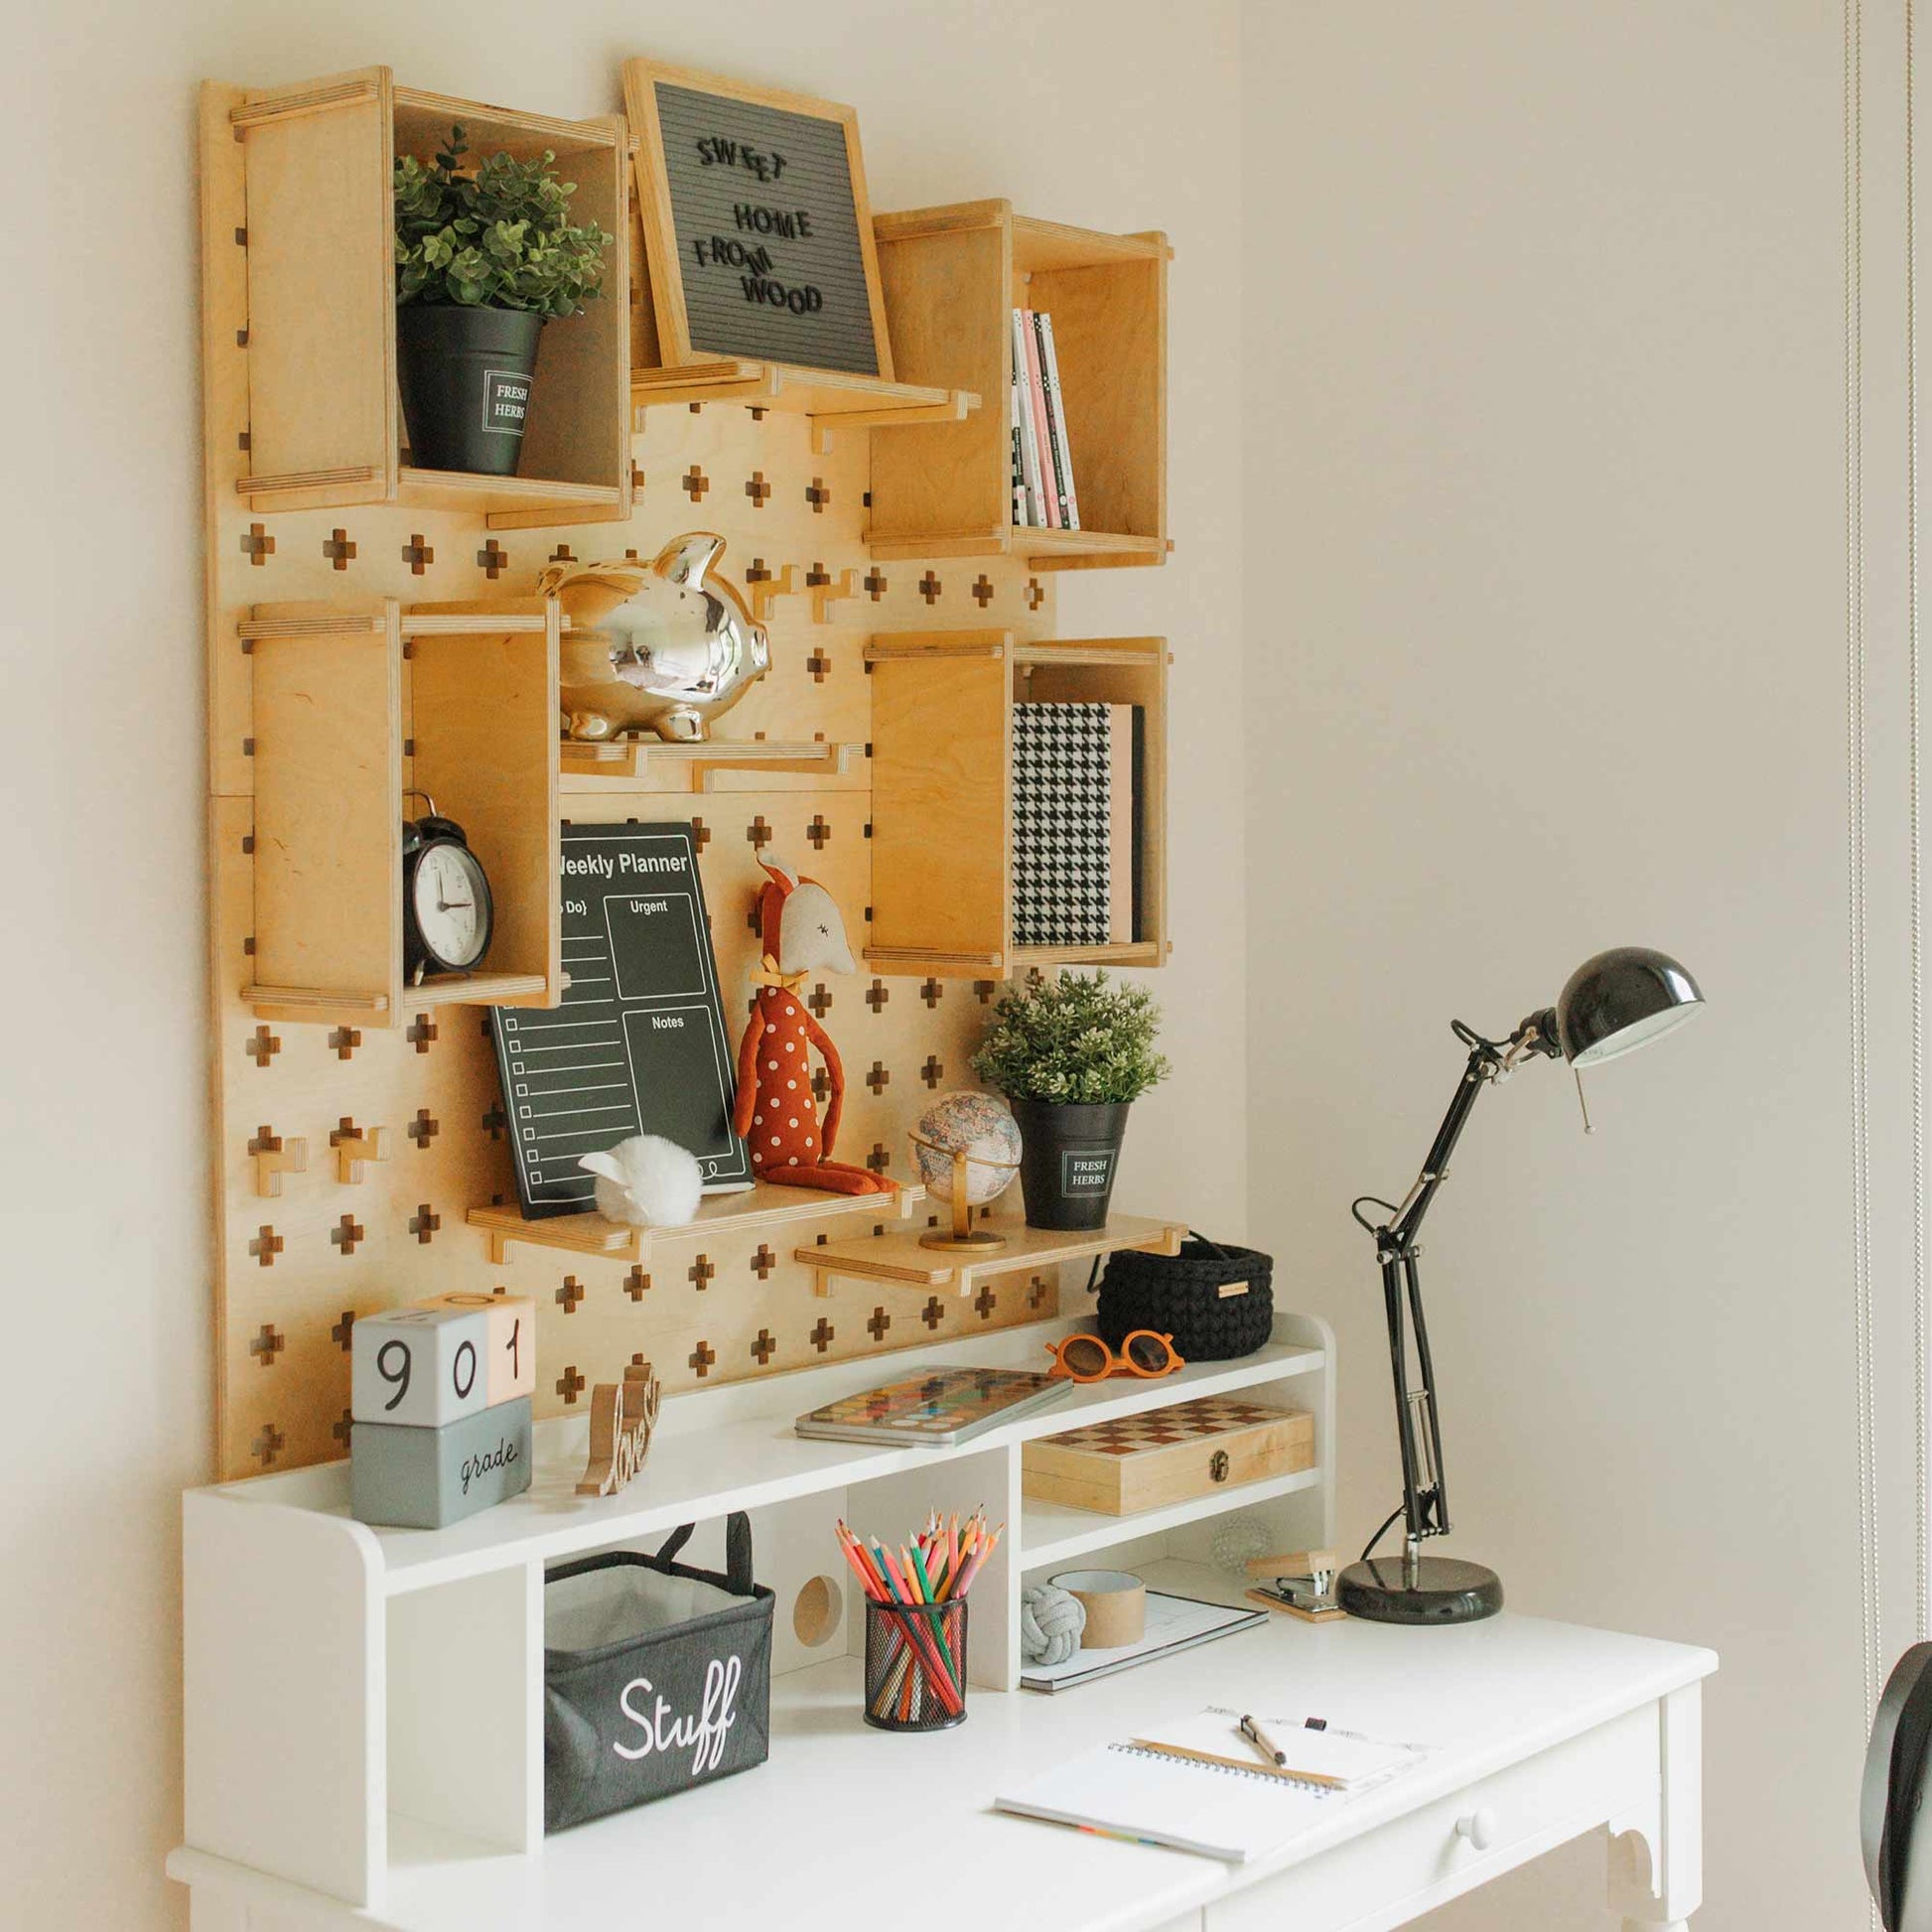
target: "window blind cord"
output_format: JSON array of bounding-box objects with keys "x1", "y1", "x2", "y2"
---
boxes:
[
  {"x1": 1908, "y1": 0, "x2": 1929, "y2": 1657},
  {"x1": 1850, "y1": 0, "x2": 1883, "y2": 1767}
]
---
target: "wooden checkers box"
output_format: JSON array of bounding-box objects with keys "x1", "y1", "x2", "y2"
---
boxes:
[{"x1": 1022, "y1": 1397, "x2": 1313, "y2": 1517}]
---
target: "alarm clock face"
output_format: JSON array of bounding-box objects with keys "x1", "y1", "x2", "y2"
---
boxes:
[{"x1": 411, "y1": 841, "x2": 491, "y2": 971}]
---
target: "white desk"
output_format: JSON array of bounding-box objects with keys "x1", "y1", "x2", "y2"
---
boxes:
[{"x1": 169, "y1": 1586, "x2": 1715, "y2": 1932}]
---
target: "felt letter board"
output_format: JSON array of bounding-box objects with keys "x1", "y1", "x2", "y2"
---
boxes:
[
  {"x1": 624, "y1": 59, "x2": 892, "y2": 378},
  {"x1": 490, "y1": 822, "x2": 752, "y2": 1218}
]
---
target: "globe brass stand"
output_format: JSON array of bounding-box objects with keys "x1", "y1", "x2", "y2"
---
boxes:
[{"x1": 909, "y1": 1132, "x2": 1020, "y2": 1254}]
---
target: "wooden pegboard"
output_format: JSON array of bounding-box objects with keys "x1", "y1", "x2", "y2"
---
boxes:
[{"x1": 204, "y1": 121, "x2": 1060, "y2": 1480}]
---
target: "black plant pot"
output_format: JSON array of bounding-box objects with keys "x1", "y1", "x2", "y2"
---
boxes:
[
  {"x1": 1009, "y1": 1099, "x2": 1131, "y2": 1231},
  {"x1": 396, "y1": 304, "x2": 545, "y2": 477}
]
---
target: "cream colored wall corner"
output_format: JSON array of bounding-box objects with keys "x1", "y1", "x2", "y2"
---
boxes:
[
  {"x1": 1244, "y1": 3, "x2": 1910, "y2": 1926},
  {"x1": 0, "y1": 4, "x2": 1244, "y2": 1926}
]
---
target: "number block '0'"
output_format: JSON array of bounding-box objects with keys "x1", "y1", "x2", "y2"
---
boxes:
[
  {"x1": 351, "y1": 1303, "x2": 489, "y2": 1428},
  {"x1": 419, "y1": 1291, "x2": 536, "y2": 1407}
]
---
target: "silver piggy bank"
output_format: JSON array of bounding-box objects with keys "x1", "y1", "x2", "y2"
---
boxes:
[{"x1": 539, "y1": 533, "x2": 771, "y2": 743}]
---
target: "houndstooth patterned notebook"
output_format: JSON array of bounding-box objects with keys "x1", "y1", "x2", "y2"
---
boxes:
[{"x1": 1013, "y1": 702, "x2": 1112, "y2": 945}]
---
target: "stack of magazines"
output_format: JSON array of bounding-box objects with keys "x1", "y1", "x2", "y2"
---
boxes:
[{"x1": 1011, "y1": 307, "x2": 1080, "y2": 530}]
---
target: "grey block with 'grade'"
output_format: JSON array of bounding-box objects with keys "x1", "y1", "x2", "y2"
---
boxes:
[{"x1": 350, "y1": 1398, "x2": 533, "y2": 1529}]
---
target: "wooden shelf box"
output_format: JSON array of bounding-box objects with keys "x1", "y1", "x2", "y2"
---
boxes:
[
  {"x1": 865, "y1": 631, "x2": 1169, "y2": 977},
  {"x1": 241, "y1": 598, "x2": 562, "y2": 1026},
  {"x1": 869, "y1": 201, "x2": 1169, "y2": 569},
  {"x1": 210, "y1": 69, "x2": 630, "y2": 528}
]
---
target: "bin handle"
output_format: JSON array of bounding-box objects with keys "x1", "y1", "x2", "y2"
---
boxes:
[{"x1": 653, "y1": 1512, "x2": 757, "y2": 1595}]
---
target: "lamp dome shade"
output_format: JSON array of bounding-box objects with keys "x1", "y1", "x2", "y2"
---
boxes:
[{"x1": 1555, "y1": 947, "x2": 1704, "y2": 1067}]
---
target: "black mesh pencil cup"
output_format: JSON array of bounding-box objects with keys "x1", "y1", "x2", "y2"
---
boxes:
[{"x1": 863, "y1": 1598, "x2": 968, "y2": 1731}]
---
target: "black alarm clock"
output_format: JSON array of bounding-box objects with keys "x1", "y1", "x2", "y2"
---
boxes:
[{"x1": 402, "y1": 792, "x2": 493, "y2": 984}]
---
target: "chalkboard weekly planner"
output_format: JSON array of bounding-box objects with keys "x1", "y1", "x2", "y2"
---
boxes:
[
  {"x1": 489, "y1": 822, "x2": 753, "y2": 1218},
  {"x1": 651, "y1": 80, "x2": 881, "y2": 375}
]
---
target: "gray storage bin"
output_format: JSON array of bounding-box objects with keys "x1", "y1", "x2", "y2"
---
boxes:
[{"x1": 543, "y1": 1514, "x2": 773, "y2": 1832}]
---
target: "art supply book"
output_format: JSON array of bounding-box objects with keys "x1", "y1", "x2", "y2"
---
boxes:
[
  {"x1": 795, "y1": 1368, "x2": 1069, "y2": 1445},
  {"x1": 994, "y1": 1708, "x2": 1423, "y2": 1862}
]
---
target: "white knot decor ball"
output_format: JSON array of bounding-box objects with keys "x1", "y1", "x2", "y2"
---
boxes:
[
  {"x1": 1211, "y1": 1513, "x2": 1274, "y2": 1578},
  {"x1": 1021, "y1": 1583, "x2": 1086, "y2": 1666},
  {"x1": 913, "y1": 1092, "x2": 1023, "y2": 1207}
]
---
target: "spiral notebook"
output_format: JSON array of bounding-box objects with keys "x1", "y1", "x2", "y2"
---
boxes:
[{"x1": 994, "y1": 1708, "x2": 1423, "y2": 1863}]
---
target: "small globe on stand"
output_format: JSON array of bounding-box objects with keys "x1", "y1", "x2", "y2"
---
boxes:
[{"x1": 910, "y1": 1092, "x2": 1023, "y2": 1253}]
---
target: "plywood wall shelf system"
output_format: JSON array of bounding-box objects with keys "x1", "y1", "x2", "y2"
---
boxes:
[
  {"x1": 870, "y1": 201, "x2": 1170, "y2": 569},
  {"x1": 467, "y1": 1178, "x2": 926, "y2": 1265},
  {"x1": 201, "y1": 64, "x2": 1180, "y2": 1481},
  {"x1": 866, "y1": 631, "x2": 1170, "y2": 976},
  {"x1": 799, "y1": 1209, "x2": 1186, "y2": 1298},
  {"x1": 212, "y1": 69, "x2": 631, "y2": 528},
  {"x1": 174, "y1": 1312, "x2": 1332, "y2": 1917}
]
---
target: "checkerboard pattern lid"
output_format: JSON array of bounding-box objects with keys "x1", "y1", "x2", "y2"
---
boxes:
[
  {"x1": 1047, "y1": 1396, "x2": 1289, "y2": 1455},
  {"x1": 1012, "y1": 702, "x2": 1111, "y2": 945}
]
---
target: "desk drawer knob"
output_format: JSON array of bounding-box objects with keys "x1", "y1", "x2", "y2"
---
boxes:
[{"x1": 1455, "y1": 1807, "x2": 1498, "y2": 1853}]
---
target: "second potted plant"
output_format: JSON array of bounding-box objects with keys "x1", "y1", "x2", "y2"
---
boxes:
[
  {"x1": 393, "y1": 125, "x2": 614, "y2": 477},
  {"x1": 970, "y1": 970, "x2": 1170, "y2": 1231}
]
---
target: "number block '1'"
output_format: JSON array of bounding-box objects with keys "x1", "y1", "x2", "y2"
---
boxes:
[
  {"x1": 351, "y1": 1303, "x2": 489, "y2": 1428},
  {"x1": 418, "y1": 1291, "x2": 536, "y2": 1407}
]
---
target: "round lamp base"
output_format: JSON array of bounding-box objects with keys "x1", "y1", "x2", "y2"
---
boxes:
[
  {"x1": 1337, "y1": 1555, "x2": 1504, "y2": 1626},
  {"x1": 917, "y1": 1229, "x2": 1010, "y2": 1254}
]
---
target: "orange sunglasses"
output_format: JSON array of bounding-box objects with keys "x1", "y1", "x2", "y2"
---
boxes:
[{"x1": 1044, "y1": 1329, "x2": 1184, "y2": 1383}]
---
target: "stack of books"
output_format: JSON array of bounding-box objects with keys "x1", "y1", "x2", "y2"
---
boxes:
[{"x1": 1010, "y1": 307, "x2": 1080, "y2": 530}]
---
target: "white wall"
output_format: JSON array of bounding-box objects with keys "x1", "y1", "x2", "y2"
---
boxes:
[
  {"x1": 0, "y1": 5, "x2": 1243, "y2": 1926},
  {"x1": 1249, "y1": 3, "x2": 1883, "y2": 1925}
]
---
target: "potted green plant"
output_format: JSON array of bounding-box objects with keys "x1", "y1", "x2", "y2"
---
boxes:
[
  {"x1": 970, "y1": 970, "x2": 1170, "y2": 1230},
  {"x1": 393, "y1": 126, "x2": 614, "y2": 477}
]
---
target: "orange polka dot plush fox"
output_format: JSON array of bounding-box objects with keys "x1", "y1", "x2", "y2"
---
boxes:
[{"x1": 732, "y1": 858, "x2": 896, "y2": 1196}]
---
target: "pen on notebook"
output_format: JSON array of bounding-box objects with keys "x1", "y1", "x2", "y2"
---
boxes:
[{"x1": 1239, "y1": 1714, "x2": 1287, "y2": 1767}]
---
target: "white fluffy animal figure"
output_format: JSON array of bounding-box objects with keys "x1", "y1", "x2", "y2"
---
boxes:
[{"x1": 578, "y1": 1135, "x2": 705, "y2": 1227}]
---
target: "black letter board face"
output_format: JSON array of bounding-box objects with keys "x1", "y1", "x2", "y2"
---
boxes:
[
  {"x1": 624, "y1": 59, "x2": 892, "y2": 379},
  {"x1": 490, "y1": 822, "x2": 752, "y2": 1219}
]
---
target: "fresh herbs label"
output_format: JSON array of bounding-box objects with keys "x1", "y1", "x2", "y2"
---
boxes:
[{"x1": 482, "y1": 368, "x2": 533, "y2": 433}]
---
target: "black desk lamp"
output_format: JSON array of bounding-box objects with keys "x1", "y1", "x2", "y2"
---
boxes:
[{"x1": 1341, "y1": 946, "x2": 1705, "y2": 1625}]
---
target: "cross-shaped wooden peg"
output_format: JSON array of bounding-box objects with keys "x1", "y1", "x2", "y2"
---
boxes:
[
  {"x1": 250, "y1": 1126, "x2": 308, "y2": 1198},
  {"x1": 808, "y1": 565, "x2": 858, "y2": 625},
  {"x1": 746, "y1": 562, "x2": 800, "y2": 622},
  {"x1": 809, "y1": 1316, "x2": 835, "y2": 1353},
  {"x1": 330, "y1": 1118, "x2": 389, "y2": 1184},
  {"x1": 867, "y1": 1306, "x2": 891, "y2": 1341}
]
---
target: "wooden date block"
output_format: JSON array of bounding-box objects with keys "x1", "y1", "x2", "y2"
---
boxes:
[
  {"x1": 350, "y1": 1398, "x2": 532, "y2": 1529},
  {"x1": 419, "y1": 1291, "x2": 536, "y2": 1407},
  {"x1": 350, "y1": 1303, "x2": 489, "y2": 1429}
]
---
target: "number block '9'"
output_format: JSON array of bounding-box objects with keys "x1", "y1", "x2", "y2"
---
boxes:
[
  {"x1": 419, "y1": 1291, "x2": 536, "y2": 1407},
  {"x1": 351, "y1": 1303, "x2": 489, "y2": 1428}
]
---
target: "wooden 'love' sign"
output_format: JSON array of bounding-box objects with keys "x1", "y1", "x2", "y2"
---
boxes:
[{"x1": 624, "y1": 59, "x2": 893, "y2": 378}]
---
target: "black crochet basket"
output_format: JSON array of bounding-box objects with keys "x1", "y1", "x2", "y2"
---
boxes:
[{"x1": 1094, "y1": 1234, "x2": 1275, "y2": 1362}]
